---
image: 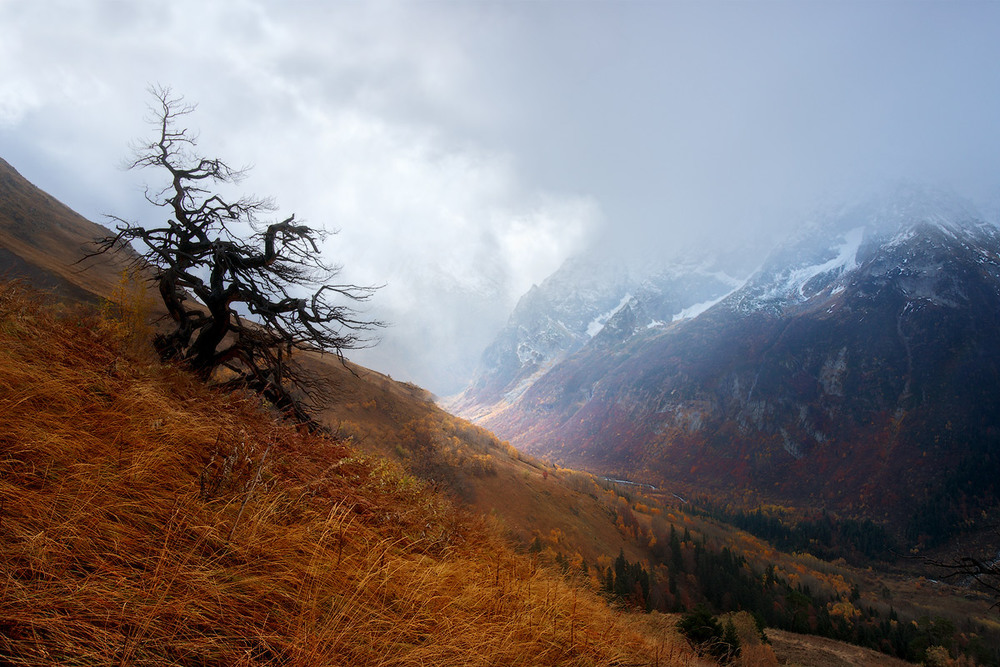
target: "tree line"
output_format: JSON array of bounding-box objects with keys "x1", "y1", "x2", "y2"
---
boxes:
[{"x1": 594, "y1": 525, "x2": 999, "y2": 664}]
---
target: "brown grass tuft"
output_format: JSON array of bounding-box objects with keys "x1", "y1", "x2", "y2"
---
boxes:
[{"x1": 0, "y1": 282, "x2": 696, "y2": 666}]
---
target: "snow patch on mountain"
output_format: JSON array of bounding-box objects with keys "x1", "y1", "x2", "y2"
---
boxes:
[
  {"x1": 669, "y1": 271, "x2": 747, "y2": 322},
  {"x1": 454, "y1": 249, "x2": 753, "y2": 412},
  {"x1": 672, "y1": 292, "x2": 731, "y2": 321},
  {"x1": 587, "y1": 293, "x2": 633, "y2": 337},
  {"x1": 762, "y1": 226, "x2": 864, "y2": 301},
  {"x1": 503, "y1": 360, "x2": 560, "y2": 403}
]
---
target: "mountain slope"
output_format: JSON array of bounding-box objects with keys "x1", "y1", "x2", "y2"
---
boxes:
[
  {"x1": 10, "y1": 155, "x2": 993, "y2": 663},
  {"x1": 0, "y1": 153, "x2": 668, "y2": 587},
  {"x1": 449, "y1": 250, "x2": 744, "y2": 420},
  {"x1": 0, "y1": 279, "x2": 701, "y2": 666},
  {"x1": 470, "y1": 189, "x2": 1000, "y2": 541},
  {"x1": 0, "y1": 157, "x2": 127, "y2": 300}
]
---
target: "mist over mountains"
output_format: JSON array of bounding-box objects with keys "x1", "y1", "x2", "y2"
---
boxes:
[{"x1": 453, "y1": 186, "x2": 1000, "y2": 542}]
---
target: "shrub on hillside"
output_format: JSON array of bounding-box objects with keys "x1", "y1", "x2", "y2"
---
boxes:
[{"x1": 677, "y1": 605, "x2": 740, "y2": 663}]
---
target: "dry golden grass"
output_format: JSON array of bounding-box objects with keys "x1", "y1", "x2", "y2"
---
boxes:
[
  {"x1": 309, "y1": 356, "x2": 655, "y2": 570},
  {"x1": 0, "y1": 281, "x2": 699, "y2": 666},
  {"x1": 764, "y1": 628, "x2": 915, "y2": 667}
]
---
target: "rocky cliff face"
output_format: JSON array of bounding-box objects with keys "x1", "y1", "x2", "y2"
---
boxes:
[{"x1": 458, "y1": 188, "x2": 1000, "y2": 539}]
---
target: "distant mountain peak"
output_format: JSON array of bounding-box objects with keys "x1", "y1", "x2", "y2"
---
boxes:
[
  {"x1": 447, "y1": 247, "x2": 749, "y2": 415},
  {"x1": 722, "y1": 187, "x2": 999, "y2": 316},
  {"x1": 454, "y1": 185, "x2": 1000, "y2": 542}
]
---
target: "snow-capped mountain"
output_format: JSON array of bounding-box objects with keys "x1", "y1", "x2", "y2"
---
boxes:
[
  {"x1": 457, "y1": 187, "x2": 1000, "y2": 542},
  {"x1": 730, "y1": 185, "x2": 998, "y2": 314},
  {"x1": 447, "y1": 250, "x2": 744, "y2": 417}
]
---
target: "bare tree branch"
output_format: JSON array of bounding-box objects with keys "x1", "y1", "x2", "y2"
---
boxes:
[
  {"x1": 921, "y1": 537, "x2": 1000, "y2": 608},
  {"x1": 94, "y1": 85, "x2": 384, "y2": 424}
]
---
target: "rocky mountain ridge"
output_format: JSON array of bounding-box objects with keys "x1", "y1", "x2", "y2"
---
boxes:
[
  {"x1": 449, "y1": 250, "x2": 744, "y2": 418},
  {"x1": 457, "y1": 188, "x2": 1000, "y2": 541}
]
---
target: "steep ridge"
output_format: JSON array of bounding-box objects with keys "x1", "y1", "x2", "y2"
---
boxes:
[
  {"x1": 471, "y1": 188, "x2": 1000, "y2": 541},
  {"x1": 0, "y1": 157, "x2": 127, "y2": 300}
]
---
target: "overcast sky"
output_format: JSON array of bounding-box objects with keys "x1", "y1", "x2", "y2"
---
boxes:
[{"x1": 3, "y1": 1, "x2": 1000, "y2": 394}]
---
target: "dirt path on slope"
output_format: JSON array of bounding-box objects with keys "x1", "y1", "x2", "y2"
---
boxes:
[{"x1": 766, "y1": 628, "x2": 915, "y2": 667}]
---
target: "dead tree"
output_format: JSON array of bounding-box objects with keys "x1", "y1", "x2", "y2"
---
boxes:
[{"x1": 96, "y1": 86, "x2": 382, "y2": 421}]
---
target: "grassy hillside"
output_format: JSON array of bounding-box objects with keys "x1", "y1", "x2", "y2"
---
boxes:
[
  {"x1": 0, "y1": 281, "x2": 705, "y2": 666},
  {"x1": 309, "y1": 355, "x2": 651, "y2": 568},
  {"x1": 302, "y1": 346, "x2": 996, "y2": 664},
  {"x1": 0, "y1": 157, "x2": 129, "y2": 301},
  {"x1": 4, "y1": 154, "x2": 991, "y2": 665},
  {"x1": 243, "y1": 347, "x2": 989, "y2": 666}
]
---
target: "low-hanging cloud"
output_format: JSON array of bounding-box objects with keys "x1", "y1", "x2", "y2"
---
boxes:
[
  {"x1": 3, "y1": 1, "x2": 1000, "y2": 393},
  {"x1": 0, "y1": 0, "x2": 597, "y2": 394}
]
